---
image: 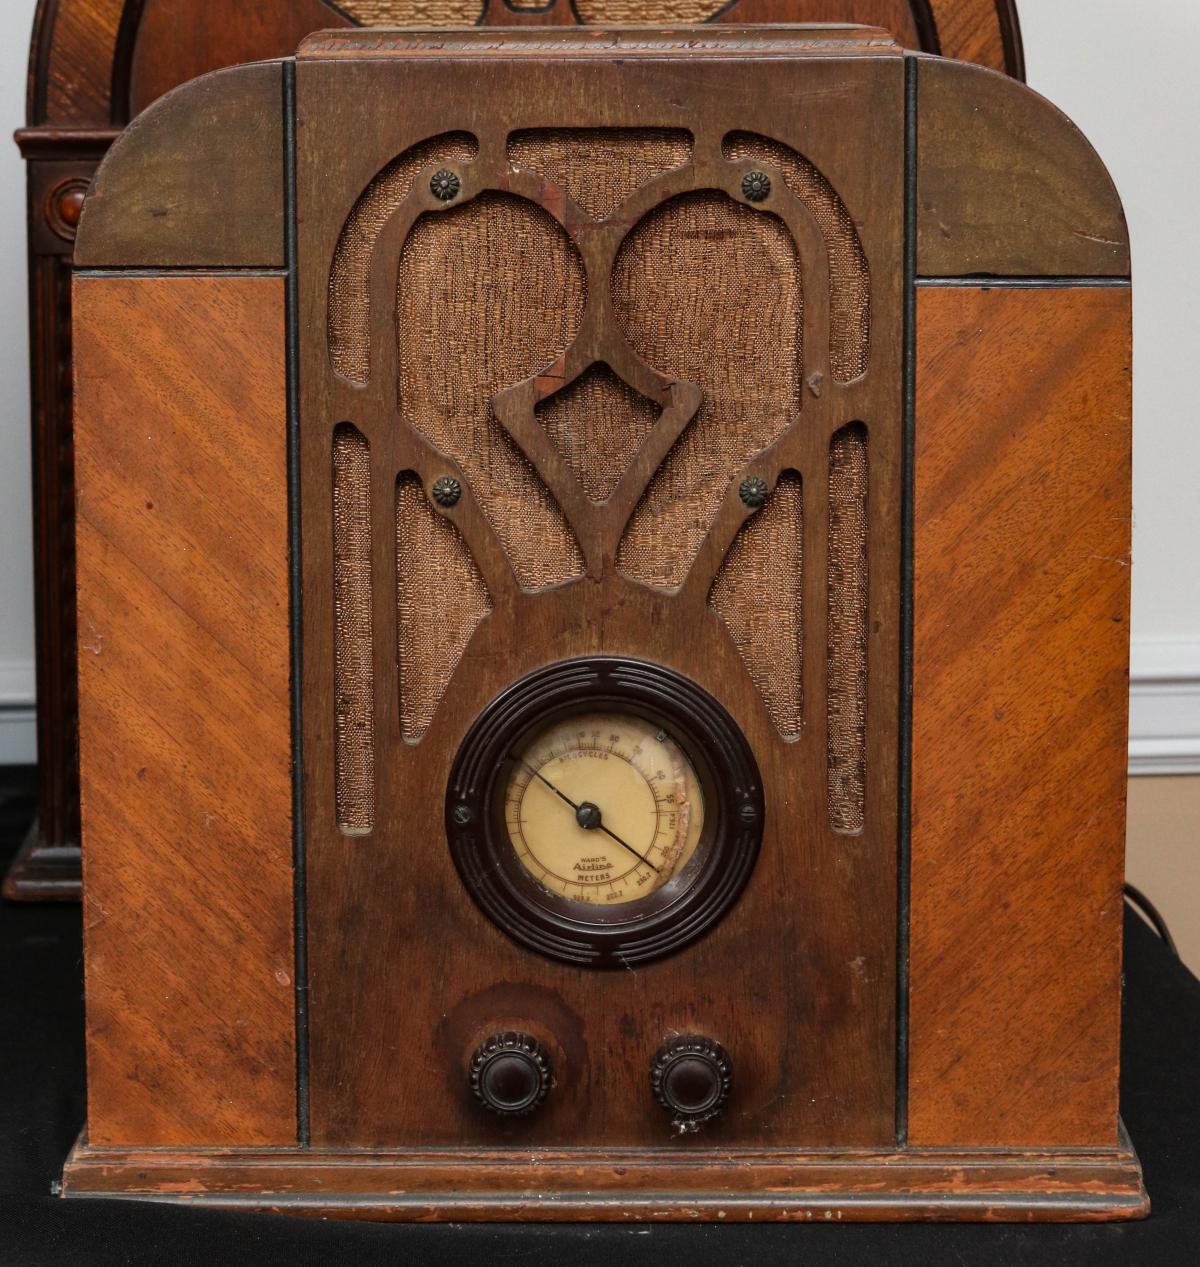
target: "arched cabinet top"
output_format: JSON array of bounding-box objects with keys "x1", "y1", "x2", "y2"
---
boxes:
[
  {"x1": 74, "y1": 61, "x2": 286, "y2": 268},
  {"x1": 76, "y1": 36, "x2": 1125, "y2": 285},
  {"x1": 27, "y1": 0, "x2": 1023, "y2": 129},
  {"x1": 916, "y1": 56, "x2": 1129, "y2": 277}
]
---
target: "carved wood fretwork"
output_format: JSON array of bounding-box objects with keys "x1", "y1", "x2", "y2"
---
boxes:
[{"x1": 299, "y1": 38, "x2": 903, "y2": 1148}]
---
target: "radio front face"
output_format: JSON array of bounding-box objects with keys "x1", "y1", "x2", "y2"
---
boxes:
[{"x1": 297, "y1": 50, "x2": 904, "y2": 1148}]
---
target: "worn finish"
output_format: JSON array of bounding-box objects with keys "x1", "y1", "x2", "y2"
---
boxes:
[
  {"x1": 62, "y1": 23, "x2": 1143, "y2": 1224},
  {"x1": 61, "y1": 1133, "x2": 1147, "y2": 1221},
  {"x1": 917, "y1": 56, "x2": 1129, "y2": 277},
  {"x1": 12, "y1": 0, "x2": 1024, "y2": 900},
  {"x1": 74, "y1": 62, "x2": 285, "y2": 268},
  {"x1": 73, "y1": 274, "x2": 295, "y2": 1145},
  {"x1": 298, "y1": 32, "x2": 905, "y2": 1150},
  {"x1": 909, "y1": 284, "x2": 1132, "y2": 1147}
]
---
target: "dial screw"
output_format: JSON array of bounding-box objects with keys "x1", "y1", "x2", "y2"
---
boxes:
[
  {"x1": 739, "y1": 476, "x2": 770, "y2": 509},
  {"x1": 453, "y1": 802, "x2": 473, "y2": 826},
  {"x1": 651, "y1": 1035, "x2": 732, "y2": 1133},
  {"x1": 470, "y1": 1031, "x2": 553, "y2": 1116},
  {"x1": 739, "y1": 802, "x2": 758, "y2": 825},
  {"x1": 432, "y1": 475, "x2": 462, "y2": 507},
  {"x1": 430, "y1": 168, "x2": 461, "y2": 202},
  {"x1": 741, "y1": 170, "x2": 771, "y2": 203}
]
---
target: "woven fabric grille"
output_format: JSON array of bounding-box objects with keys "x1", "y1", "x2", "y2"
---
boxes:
[
  {"x1": 332, "y1": 424, "x2": 375, "y2": 834},
  {"x1": 827, "y1": 422, "x2": 869, "y2": 834},
  {"x1": 710, "y1": 472, "x2": 804, "y2": 739},
  {"x1": 329, "y1": 132, "x2": 478, "y2": 386},
  {"x1": 574, "y1": 0, "x2": 721, "y2": 20},
  {"x1": 338, "y1": 1, "x2": 482, "y2": 23},
  {"x1": 339, "y1": 0, "x2": 725, "y2": 19},
  {"x1": 397, "y1": 192, "x2": 586, "y2": 590},
  {"x1": 723, "y1": 132, "x2": 870, "y2": 383},
  {"x1": 612, "y1": 191, "x2": 802, "y2": 589},
  {"x1": 396, "y1": 474, "x2": 492, "y2": 743},
  {"x1": 508, "y1": 129, "x2": 693, "y2": 221},
  {"x1": 536, "y1": 363, "x2": 660, "y2": 503}
]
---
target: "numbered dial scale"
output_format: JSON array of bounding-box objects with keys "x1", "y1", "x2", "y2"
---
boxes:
[
  {"x1": 506, "y1": 713, "x2": 704, "y2": 905},
  {"x1": 447, "y1": 658, "x2": 764, "y2": 967}
]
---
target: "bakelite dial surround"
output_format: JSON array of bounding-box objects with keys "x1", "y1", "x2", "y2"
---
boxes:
[{"x1": 446, "y1": 658, "x2": 764, "y2": 968}]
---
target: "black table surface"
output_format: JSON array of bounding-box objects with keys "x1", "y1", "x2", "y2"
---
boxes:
[{"x1": 2, "y1": 765, "x2": 1198, "y2": 1265}]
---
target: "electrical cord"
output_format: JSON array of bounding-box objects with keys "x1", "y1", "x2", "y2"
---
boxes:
[{"x1": 1124, "y1": 881, "x2": 1180, "y2": 958}]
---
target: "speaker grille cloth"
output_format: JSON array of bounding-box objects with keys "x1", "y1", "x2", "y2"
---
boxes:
[
  {"x1": 329, "y1": 132, "x2": 478, "y2": 386},
  {"x1": 397, "y1": 192, "x2": 586, "y2": 590},
  {"x1": 332, "y1": 424, "x2": 375, "y2": 834},
  {"x1": 537, "y1": 364, "x2": 660, "y2": 503},
  {"x1": 827, "y1": 422, "x2": 868, "y2": 834},
  {"x1": 338, "y1": 1, "x2": 481, "y2": 22},
  {"x1": 339, "y1": 1, "x2": 725, "y2": 21},
  {"x1": 613, "y1": 191, "x2": 802, "y2": 589},
  {"x1": 508, "y1": 129, "x2": 693, "y2": 221},
  {"x1": 574, "y1": 0, "x2": 720, "y2": 18},
  {"x1": 710, "y1": 472, "x2": 804, "y2": 739},
  {"x1": 396, "y1": 474, "x2": 492, "y2": 742},
  {"x1": 723, "y1": 132, "x2": 869, "y2": 383}
]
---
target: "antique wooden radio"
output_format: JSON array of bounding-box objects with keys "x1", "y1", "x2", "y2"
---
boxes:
[
  {"x1": 64, "y1": 26, "x2": 1143, "y2": 1220},
  {"x1": 14, "y1": 0, "x2": 1024, "y2": 905}
]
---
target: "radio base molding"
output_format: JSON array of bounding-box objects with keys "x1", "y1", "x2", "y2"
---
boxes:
[{"x1": 62, "y1": 1129, "x2": 1148, "y2": 1223}]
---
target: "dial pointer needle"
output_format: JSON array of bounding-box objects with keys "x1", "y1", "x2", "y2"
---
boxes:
[
  {"x1": 597, "y1": 822, "x2": 660, "y2": 873},
  {"x1": 511, "y1": 756, "x2": 660, "y2": 874}
]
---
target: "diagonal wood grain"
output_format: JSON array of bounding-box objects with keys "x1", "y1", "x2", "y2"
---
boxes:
[
  {"x1": 74, "y1": 274, "x2": 295, "y2": 1146},
  {"x1": 909, "y1": 285, "x2": 1131, "y2": 1147}
]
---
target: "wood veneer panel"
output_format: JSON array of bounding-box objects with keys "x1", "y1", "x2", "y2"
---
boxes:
[
  {"x1": 74, "y1": 274, "x2": 295, "y2": 1146},
  {"x1": 39, "y1": 0, "x2": 125, "y2": 123},
  {"x1": 74, "y1": 62, "x2": 284, "y2": 268},
  {"x1": 928, "y1": 0, "x2": 1016, "y2": 73},
  {"x1": 917, "y1": 56, "x2": 1127, "y2": 278},
  {"x1": 128, "y1": 0, "x2": 350, "y2": 115},
  {"x1": 909, "y1": 285, "x2": 1131, "y2": 1147}
]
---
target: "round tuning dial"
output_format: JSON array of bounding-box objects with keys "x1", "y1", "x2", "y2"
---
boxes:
[
  {"x1": 651, "y1": 1035, "x2": 732, "y2": 1132},
  {"x1": 469, "y1": 1032, "x2": 552, "y2": 1117}
]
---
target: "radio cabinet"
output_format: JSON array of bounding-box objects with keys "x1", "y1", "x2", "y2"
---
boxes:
[{"x1": 62, "y1": 26, "x2": 1142, "y2": 1221}]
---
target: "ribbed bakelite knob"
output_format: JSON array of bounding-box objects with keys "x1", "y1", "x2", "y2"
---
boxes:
[
  {"x1": 651, "y1": 1035, "x2": 732, "y2": 1132},
  {"x1": 469, "y1": 1032, "x2": 552, "y2": 1116}
]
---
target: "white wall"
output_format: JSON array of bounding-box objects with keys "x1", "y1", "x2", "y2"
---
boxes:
[
  {"x1": 0, "y1": 1, "x2": 35, "y2": 763},
  {"x1": 1018, "y1": 0, "x2": 1200, "y2": 773},
  {"x1": 0, "y1": 0, "x2": 1197, "y2": 767}
]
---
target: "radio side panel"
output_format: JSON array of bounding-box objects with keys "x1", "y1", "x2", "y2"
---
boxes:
[
  {"x1": 909, "y1": 282, "x2": 1131, "y2": 1147},
  {"x1": 74, "y1": 272, "x2": 296, "y2": 1145}
]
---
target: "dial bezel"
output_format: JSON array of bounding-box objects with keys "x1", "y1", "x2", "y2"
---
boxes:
[{"x1": 446, "y1": 657, "x2": 763, "y2": 968}]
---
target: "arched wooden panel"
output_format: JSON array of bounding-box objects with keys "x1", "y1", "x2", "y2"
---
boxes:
[
  {"x1": 124, "y1": 0, "x2": 352, "y2": 118},
  {"x1": 27, "y1": 0, "x2": 1023, "y2": 128}
]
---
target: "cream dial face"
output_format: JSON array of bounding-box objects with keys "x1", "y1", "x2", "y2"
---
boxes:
[{"x1": 503, "y1": 711, "x2": 705, "y2": 906}]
